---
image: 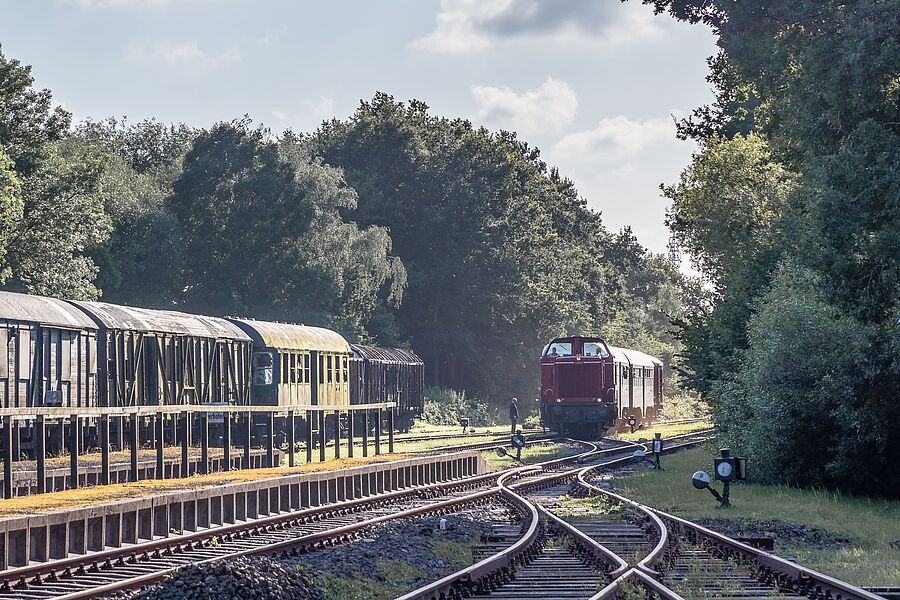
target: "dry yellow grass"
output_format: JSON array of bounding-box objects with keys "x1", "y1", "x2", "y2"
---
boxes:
[{"x1": 0, "y1": 453, "x2": 410, "y2": 518}]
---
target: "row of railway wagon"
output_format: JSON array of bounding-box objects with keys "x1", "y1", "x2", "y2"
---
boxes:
[
  {"x1": 0, "y1": 290, "x2": 424, "y2": 453},
  {"x1": 540, "y1": 335, "x2": 663, "y2": 437}
]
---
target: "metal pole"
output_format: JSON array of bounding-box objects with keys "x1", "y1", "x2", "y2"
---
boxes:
[
  {"x1": 266, "y1": 410, "x2": 275, "y2": 468},
  {"x1": 305, "y1": 411, "x2": 312, "y2": 464},
  {"x1": 362, "y1": 410, "x2": 368, "y2": 458},
  {"x1": 374, "y1": 409, "x2": 381, "y2": 456},
  {"x1": 334, "y1": 410, "x2": 340, "y2": 459},
  {"x1": 347, "y1": 409, "x2": 354, "y2": 459},
  {"x1": 69, "y1": 414, "x2": 79, "y2": 490},
  {"x1": 180, "y1": 410, "x2": 190, "y2": 478},
  {"x1": 287, "y1": 410, "x2": 295, "y2": 467},
  {"x1": 155, "y1": 411, "x2": 165, "y2": 479},
  {"x1": 388, "y1": 409, "x2": 394, "y2": 454},
  {"x1": 36, "y1": 415, "x2": 46, "y2": 493},
  {"x1": 129, "y1": 413, "x2": 139, "y2": 482},
  {"x1": 200, "y1": 411, "x2": 209, "y2": 475},
  {"x1": 99, "y1": 414, "x2": 109, "y2": 486},
  {"x1": 243, "y1": 411, "x2": 252, "y2": 470},
  {"x1": 2, "y1": 416, "x2": 10, "y2": 499},
  {"x1": 318, "y1": 411, "x2": 326, "y2": 463},
  {"x1": 223, "y1": 412, "x2": 232, "y2": 471}
]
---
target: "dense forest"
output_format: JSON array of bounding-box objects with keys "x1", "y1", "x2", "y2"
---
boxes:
[
  {"x1": 0, "y1": 44, "x2": 690, "y2": 414},
  {"x1": 646, "y1": 0, "x2": 899, "y2": 495},
  {"x1": 4, "y1": 0, "x2": 895, "y2": 498}
]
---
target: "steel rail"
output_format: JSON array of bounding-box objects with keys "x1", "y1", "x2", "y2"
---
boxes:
[
  {"x1": 395, "y1": 440, "x2": 680, "y2": 600},
  {"x1": 577, "y1": 434, "x2": 884, "y2": 600},
  {"x1": 12, "y1": 439, "x2": 617, "y2": 599},
  {"x1": 537, "y1": 504, "x2": 629, "y2": 578}
]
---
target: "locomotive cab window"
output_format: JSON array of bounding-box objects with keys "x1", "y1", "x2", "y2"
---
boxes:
[
  {"x1": 582, "y1": 342, "x2": 608, "y2": 357},
  {"x1": 545, "y1": 343, "x2": 572, "y2": 357}
]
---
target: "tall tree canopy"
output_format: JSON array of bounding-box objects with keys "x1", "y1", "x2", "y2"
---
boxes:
[
  {"x1": 0, "y1": 46, "x2": 109, "y2": 299},
  {"x1": 648, "y1": 0, "x2": 900, "y2": 494},
  {"x1": 309, "y1": 94, "x2": 688, "y2": 400},
  {"x1": 168, "y1": 120, "x2": 406, "y2": 339}
]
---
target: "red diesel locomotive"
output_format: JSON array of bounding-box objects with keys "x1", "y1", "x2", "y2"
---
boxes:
[{"x1": 539, "y1": 335, "x2": 662, "y2": 436}]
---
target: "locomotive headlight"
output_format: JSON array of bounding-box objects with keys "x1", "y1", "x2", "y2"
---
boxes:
[
  {"x1": 555, "y1": 398, "x2": 562, "y2": 403},
  {"x1": 595, "y1": 398, "x2": 602, "y2": 403}
]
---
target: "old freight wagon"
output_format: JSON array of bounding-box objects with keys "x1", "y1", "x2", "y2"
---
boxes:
[
  {"x1": 70, "y1": 301, "x2": 253, "y2": 407},
  {"x1": 349, "y1": 345, "x2": 424, "y2": 432},
  {"x1": 0, "y1": 291, "x2": 99, "y2": 409}
]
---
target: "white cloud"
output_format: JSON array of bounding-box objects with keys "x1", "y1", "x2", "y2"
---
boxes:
[
  {"x1": 412, "y1": 0, "x2": 662, "y2": 54},
  {"x1": 472, "y1": 78, "x2": 577, "y2": 136},
  {"x1": 61, "y1": 0, "x2": 175, "y2": 7},
  {"x1": 126, "y1": 40, "x2": 240, "y2": 67},
  {"x1": 553, "y1": 116, "x2": 676, "y2": 160},
  {"x1": 273, "y1": 97, "x2": 338, "y2": 132},
  {"x1": 257, "y1": 25, "x2": 288, "y2": 46}
]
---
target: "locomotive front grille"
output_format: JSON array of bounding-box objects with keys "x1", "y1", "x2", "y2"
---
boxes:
[{"x1": 557, "y1": 362, "x2": 602, "y2": 398}]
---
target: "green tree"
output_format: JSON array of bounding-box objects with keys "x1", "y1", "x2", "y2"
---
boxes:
[
  {"x1": 75, "y1": 118, "x2": 197, "y2": 306},
  {"x1": 168, "y1": 120, "x2": 405, "y2": 338},
  {"x1": 0, "y1": 44, "x2": 70, "y2": 176},
  {"x1": 310, "y1": 94, "x2": 629, "y2": 402},
  {"x1": 0, "y1": 148, "x2": 22, "y2": 283},
  {"x1": 646, "y1": 0, "x2": 900, "y2": 494},
  {"x1": 6, "y1": 139, "x2": 111, "y2": 299}
]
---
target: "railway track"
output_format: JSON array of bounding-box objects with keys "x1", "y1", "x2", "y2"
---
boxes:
[
  {"x1": 0, "y1": 436, "x2": 641, "y2": 599},
  {"x1": 402, "y1": 429, "x2": 884, "y2": 600}
]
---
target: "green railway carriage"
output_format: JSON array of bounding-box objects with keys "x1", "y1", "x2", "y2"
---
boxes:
[
  {"x1": 70, "y1": 301, "x2": 252, "y2": 407},
  {"x1": 226, "y1": 319, "x2": 351, "y2": 408},
  {"x1": 0, "y1": 291, "x2": 100, "y2": 410}
]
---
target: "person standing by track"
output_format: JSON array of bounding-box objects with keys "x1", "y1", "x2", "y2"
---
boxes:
[{"x1": 509, "y1": 397, "x2": 519, "y2": 434}]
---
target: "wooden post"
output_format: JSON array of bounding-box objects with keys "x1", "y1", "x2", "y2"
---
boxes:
[
  {"x1": 374, "y1": 409, "x2": 381, "y2": 456},
  {"x1": 305, "y1": 411, "x2": 312, "y2": 464},
  {"x1": 155, "y1": 411, "x2": 165, "y2": 479},
  {"x1": 129, "y1": 413, "x2": 139, "y2": 482},
  {"x1": 362, "y1": 410, "x2": 368, "y2": 458},
  {"x1": 36, "y1": 415, "x2": 47, "y2": 493},
  {"x1": 200, "y1": 411, "x2": 209, "y2": 475},
  {"x1": 287, "y1": 411, "x2": 295, "y2": 467},
  {"x1": 223, "y1": 412, "x2": 232, "y2": 471},
  {"x1": 69, "y1": 414, "x2": 79, "y2": 490},
  {"x1": 99, "y1": 414, "x2": 110, "y2": 486},
  {"x1": 180, "y1": 411, "x2": 190, "y2": 478},
  {"x1": 265, "y1": 410, "x2": 274, "y2": 468},
  {"x1": 347, "y1": 409, "x2": 354, "y2": 459}
]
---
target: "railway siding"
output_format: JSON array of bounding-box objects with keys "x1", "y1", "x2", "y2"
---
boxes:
[{"x1": 0, "y1": 450, "x2": 485, "y2": 572}]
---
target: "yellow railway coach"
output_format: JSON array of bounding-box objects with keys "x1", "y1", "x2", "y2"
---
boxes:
[{"x1": 227, "y1": 319, "x2": 351, "y2": 408}]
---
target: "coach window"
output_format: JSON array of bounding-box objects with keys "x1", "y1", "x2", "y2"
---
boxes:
[
  {"x1": 253, "y1": 351, "x2": 274, "y2": 385},
  {"x1": 304, "y1": 354, "x2": 311, "y2": 384},
  {"x1": 342, "y1": 356, "x2": 348, "y2": 385},
  {"x1": 326, "y1": 354, "x2": 332, "y2": 384}
]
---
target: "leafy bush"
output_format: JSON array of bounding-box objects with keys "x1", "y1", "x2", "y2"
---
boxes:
[
  {"x1": 715, "y1": 263, "x2": 900, "y2": 494},
  {"x1": 421, "y1": 387, "x2": 498, "y2": 427},
  {"x1": 659, "y1": 394, "x2": 710, "y2": 421}
]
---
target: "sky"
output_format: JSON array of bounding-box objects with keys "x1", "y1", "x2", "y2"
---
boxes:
[{"x1": 0, "y1": 0, "x2": 718, "y2": 257}]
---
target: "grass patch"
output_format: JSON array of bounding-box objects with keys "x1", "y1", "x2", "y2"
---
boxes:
[
  {"x1": 614, "y1": 419, "x2": 713, "y2": 442},
  {"x1": 614, "y1": 444, "x2": 900, "y2": 586},
  {"x1": 480, "y1": 442, "x2": 578, "y2": 471}
]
